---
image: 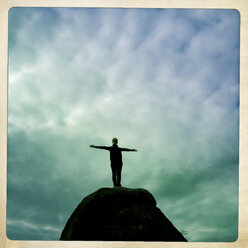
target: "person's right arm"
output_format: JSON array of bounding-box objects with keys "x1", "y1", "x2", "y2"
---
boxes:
[{"x1": 89, "y1": 145, "x2": 110, "y2": 150}]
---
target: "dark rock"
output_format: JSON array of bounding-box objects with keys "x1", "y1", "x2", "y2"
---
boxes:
[{"x1": 60, "y1": 187, "x2": 187, "y2": 241}]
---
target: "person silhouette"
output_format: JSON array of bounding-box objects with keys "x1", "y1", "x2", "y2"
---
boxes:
[{"x1": 90, "y1": 138, "x2": 137, "y2": 187}]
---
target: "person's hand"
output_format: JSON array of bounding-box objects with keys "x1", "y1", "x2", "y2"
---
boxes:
[{"x1": 90, "y1": 145, "x2": 95, "y2": 148}]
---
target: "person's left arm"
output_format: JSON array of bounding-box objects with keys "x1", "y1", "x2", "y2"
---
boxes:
[{"x1": 120, "y1": 148, "x2": 137, "y2": 152}]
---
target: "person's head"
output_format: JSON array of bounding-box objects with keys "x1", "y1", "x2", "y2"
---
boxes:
[{"x1": 112, "y1": 138, "x2": 118, "y2": 145}]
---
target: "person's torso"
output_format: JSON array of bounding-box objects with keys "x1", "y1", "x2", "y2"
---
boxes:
[{"x1": 109, "y1": 145, "x2": 122, "y2": 162}]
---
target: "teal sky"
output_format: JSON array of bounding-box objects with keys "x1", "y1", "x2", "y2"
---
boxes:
[{"x1": 7, "y1": 8, "x2": 239, "y2": 241}]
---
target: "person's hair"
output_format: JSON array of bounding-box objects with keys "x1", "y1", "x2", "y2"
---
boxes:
[{"x1": 112, "y1": 138, "x2": 118, "y2": 144}]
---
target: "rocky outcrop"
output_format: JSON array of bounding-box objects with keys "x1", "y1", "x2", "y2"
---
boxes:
[{"x1": 60, "y1": 187, "x2": 187, "y2": 241}]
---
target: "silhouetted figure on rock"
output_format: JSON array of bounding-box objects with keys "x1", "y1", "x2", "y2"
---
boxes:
[{"x1": 90, "y1": 138, "x2": 137, "y2": 187}]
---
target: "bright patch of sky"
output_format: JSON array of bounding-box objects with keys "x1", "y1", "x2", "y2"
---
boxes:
[{"x1": 7, "y1": 7, "x2": 239, "y2": 241}]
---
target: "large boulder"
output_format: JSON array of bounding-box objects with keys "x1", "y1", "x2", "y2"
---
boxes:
[{"x1": 60, "y1": 187, "x2": 187, "y2": 241}]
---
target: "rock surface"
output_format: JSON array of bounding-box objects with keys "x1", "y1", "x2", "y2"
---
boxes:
[{"x1": 60, "y1": 187, "x2": 187, "y2": 241}]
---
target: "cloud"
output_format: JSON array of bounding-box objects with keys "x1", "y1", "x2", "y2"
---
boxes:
[{"x1": 7, "y1": 8, "x2": 239, "y2": 241}]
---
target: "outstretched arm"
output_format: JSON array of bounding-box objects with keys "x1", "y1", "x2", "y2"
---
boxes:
[
  {"x1": 120, "y1": 148, "x2": 137, "y2": 152},
  {"x1": 89, "y1": 145, "x2": 110, "y2": 150}
]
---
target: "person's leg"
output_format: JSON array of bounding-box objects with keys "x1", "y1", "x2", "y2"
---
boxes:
[
  {"x1": 111, "y1": 163, "x2": 117, "y2": 187},
  {"x1": 116, "y1": 162, "x2": 123, "y2": 187}
]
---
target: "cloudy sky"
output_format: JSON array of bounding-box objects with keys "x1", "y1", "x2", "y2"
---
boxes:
[{"x1": 7, "y1": 8, "x2": 240, "y2": 242}]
